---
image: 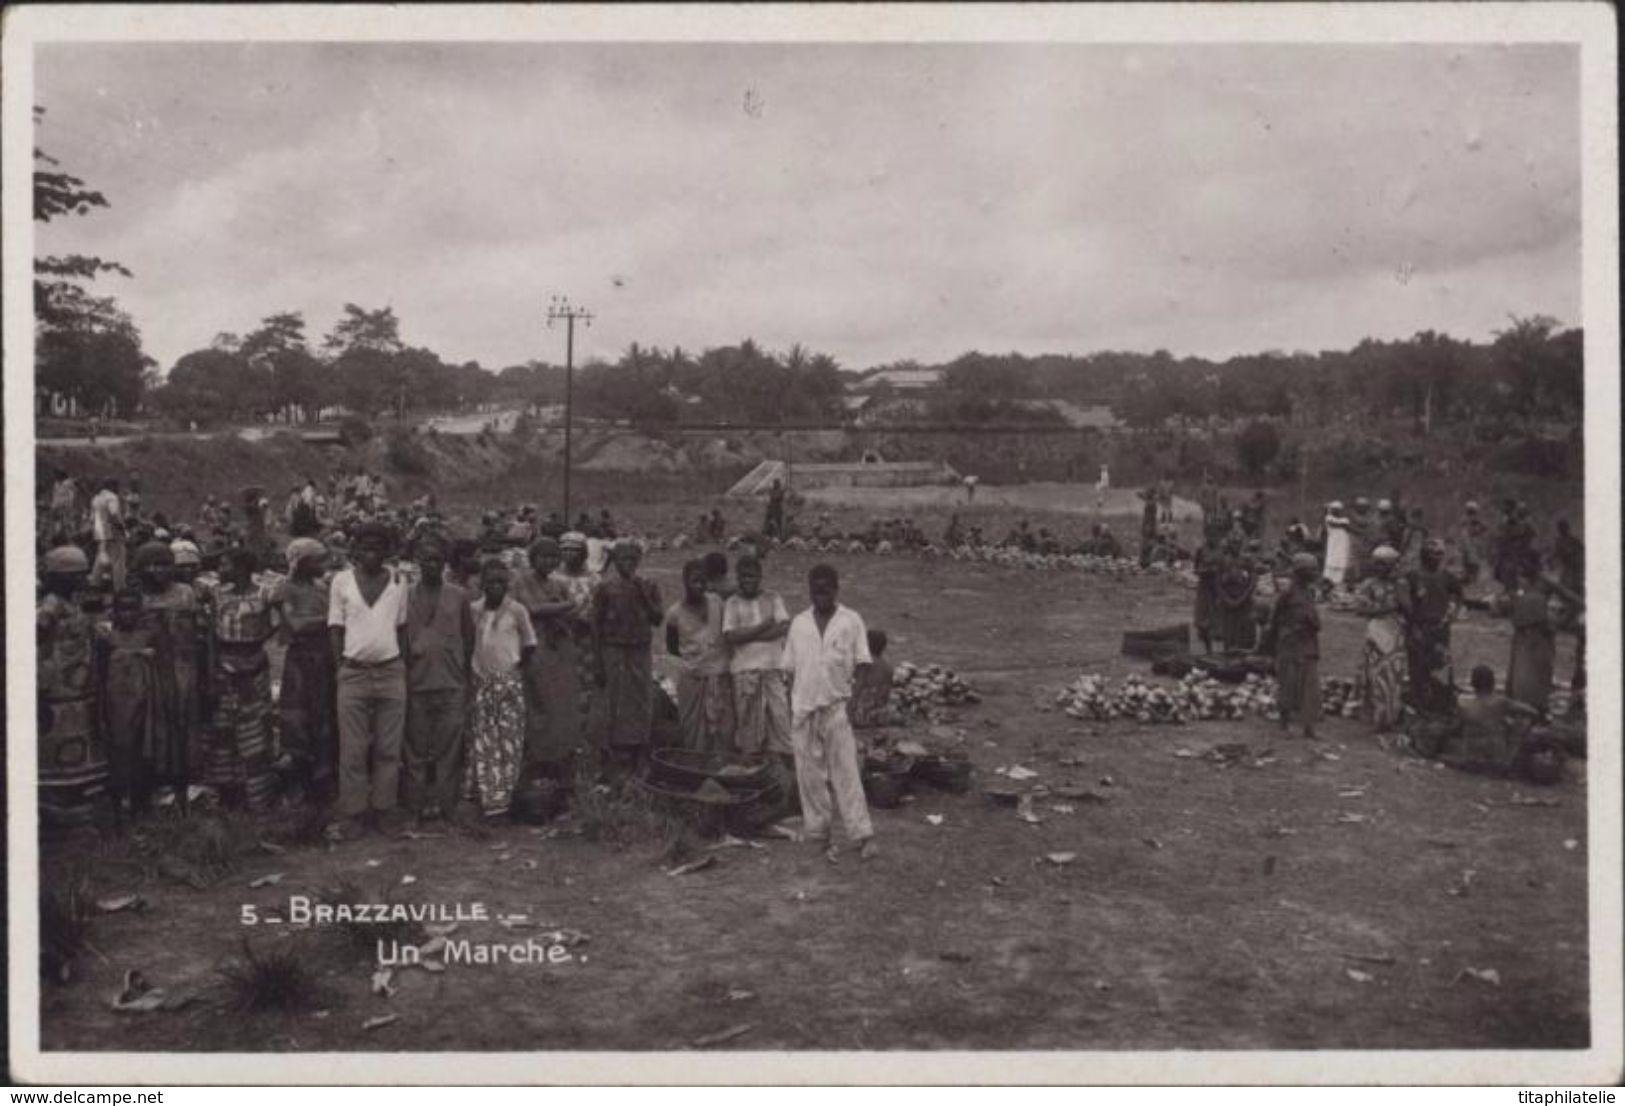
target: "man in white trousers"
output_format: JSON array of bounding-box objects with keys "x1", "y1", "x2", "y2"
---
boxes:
[{"x1": 781, "y1": 564, "x2": 876, "y2": 863}]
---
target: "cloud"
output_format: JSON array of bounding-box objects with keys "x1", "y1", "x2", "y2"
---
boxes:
[{"x1": 34, "y1": 42, "x2": 1581, "y2": 373}]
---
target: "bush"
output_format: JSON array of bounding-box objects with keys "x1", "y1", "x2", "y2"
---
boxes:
[
  {"x1": 218, "y1": 937, "x2": 319, "y2": 1013},
  {"x1": 1235, "y1": 420, "x2": 1282, "y2": 478},
  {"x1": 1490, "y1": 435, "x2": 1571, "y2": 479},
  {"x1": 384, "y1": 426, "x2": 431, "y2": 476},
  {"x1": 338, "y1": 415, "x2": 374, "y2": 447}
]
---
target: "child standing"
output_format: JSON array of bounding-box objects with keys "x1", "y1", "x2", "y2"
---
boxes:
[
  {"x1": 781, "y1": 564, "x2": 876, "y2": 863},
  {"x1": 466, "y1": 559, "x2": 535, "y2": 818},
  {"x1": 1269, "y1": 552, "x2": 1323, "y2": 740},
  {"x1": 591, "y1": 541, "x2": 664, "y2": 780},
  {"x1": 95, "y1": 588, "x2": 164, "y2": 821},
  {"x1": 847, "y1": 629, "x2": 899, "y2": 734},
  {"x1": 665, "y1": 559, "x2": 734, "y2": 754}
]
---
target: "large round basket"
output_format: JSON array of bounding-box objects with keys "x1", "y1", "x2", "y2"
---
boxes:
[{"x1": 648, "y1": 748, "x2": 773, "y2": 793}]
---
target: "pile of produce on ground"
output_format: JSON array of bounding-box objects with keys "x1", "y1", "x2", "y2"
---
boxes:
[
  {"x1": 1056, "y1": 671, "x2": 1363, "y2": 725},
  {"x1": 890, "y1": 661, "x2": 980, "y2": 714},
  {"x1": 764, "y1": 535, "x2": 1194, "y2": 576}
]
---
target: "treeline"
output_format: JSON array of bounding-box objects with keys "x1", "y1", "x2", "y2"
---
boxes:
[
  {"x1": 871, "y1": 323, "x2": 1583, "y2": 430},
  {"x1": 157, "y1": 305, "x2": 521, "y2": 425},
  {"x1": 572, "y1": 341, "x2": 846, "y2": 426},
  {"x1": 35, "y1": 108, "x2": 1582, "y2": 434}
]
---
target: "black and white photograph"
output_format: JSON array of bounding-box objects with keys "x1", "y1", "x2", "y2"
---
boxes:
[{"x1": 4, "y1": 3, "x2": 1619, "y2": 1087}]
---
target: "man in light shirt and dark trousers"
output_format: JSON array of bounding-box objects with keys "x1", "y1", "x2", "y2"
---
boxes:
[
  {"x1": 781, "y1": 564, "x2": 876, "y2": 863},
  {"x1": 327, "y1": 521, "x2": 411, "y2": 839}
]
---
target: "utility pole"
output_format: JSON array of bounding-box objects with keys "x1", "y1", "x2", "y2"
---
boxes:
[{"x1": 546, "y1": 295, "x2": 593, "y2": 524}]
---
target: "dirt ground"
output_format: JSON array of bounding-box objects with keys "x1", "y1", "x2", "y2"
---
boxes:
[{"x1": 37, "y1": 538, "x2": 1588, "y2": 1053}]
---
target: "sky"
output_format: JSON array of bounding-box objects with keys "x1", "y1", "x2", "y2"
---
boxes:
[{"x1": 35, "y1": 42, "x2": 1580, "y2": 375}]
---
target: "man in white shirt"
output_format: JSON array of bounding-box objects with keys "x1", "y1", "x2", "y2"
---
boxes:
[
  {"x1": 780, "y1": 564, "x2": 875, "y2": 862},
  {"x1": 89, "y1": 477, "x2": 126, "y2": 592},
  {"x1": 327, "y1": 520, "x2": 411, "y2": 837}
]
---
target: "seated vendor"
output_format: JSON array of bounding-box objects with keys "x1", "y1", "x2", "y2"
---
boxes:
[{"x1": 1444, "y1": 665, "x2": 1538, "y2": 775}]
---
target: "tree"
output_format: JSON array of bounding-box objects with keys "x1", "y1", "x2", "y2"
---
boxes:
[
  {"x1": 322, "y1": 303, "x2": 405, "y2": 356},
  {"x1": 243, "y1": 311, "x2": 327, "y2": 422},
  {"x1": 324, "y1": 304, "x2": 407, "y2": 419},
  {"x1": 154, "y1": 347, "x2": 268, "y2": 425},
  {"x1": 34, "y1": 106, "x2": 149, "y2": 416},
  {"x1": 1493, "y1": 315, "x2": 1578, "y2": 421},
  {"x1": 37, "y1": 293, "x2": 152, "y2": 417},
  {"x1": 1235, "y1": 420, "x2": 1282, "y2": 477}
]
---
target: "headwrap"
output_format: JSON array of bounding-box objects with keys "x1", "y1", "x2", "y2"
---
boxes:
[
  {"x1": 1371, "y1": 545, "x2": 1400, "y2": 564},
  {"x1": 1464, "y1": 501, "x2": 1479, "y2": 513},
  {"x1": 1376, "y1": 499, "x2": 1393, "y2": 512},
  {"x1": 171, "y1": 539, "x2": 202, "y2": 566},
  {"x1": 133, "y1": 540, "x2": 175, "y2": 571},
  {"x1": 43, "y1": 545, "x2": 90, "y2": 575},
  {"x1": 1422, "y1": 537, "x2": 1446, "y2": 557},
  {"x1": 1353, "y1": 496, "x2": 1370, "y2": 508},
  {"x1": 286, "y1": 537, "x2": 327, "y2": 572},
  {"x1": 1290, "y1": 552, "x2": 1319, "y2": 573},
  {"x1": 560, "y1": 531, "x2": 588, "y2": 550},
  {"x1": 1327, "y1": 500, "x2": 1344, "y2": 512}
]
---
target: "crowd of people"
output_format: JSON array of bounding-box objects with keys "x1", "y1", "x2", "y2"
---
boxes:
[
  {"x1": 35, "y1": 469, "x2": 886, "y2": 864},
  {"x1": 1188, "y1": 485, "x2": 1586, "y2": 769},
  {"x1": 35, "y1": 459, "x2": 1587, "y2": 846}
]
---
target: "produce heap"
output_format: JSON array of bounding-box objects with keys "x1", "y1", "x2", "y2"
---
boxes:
[
  {"x1": 890, "y1": 661, "x2": 980, "y2": 715},
  {"x1": 771, "y1": 535, "x2": 1197, "y2": 579},
  {"x1": 1055, "y1": 671, "x2": 1364, "y2": 725}
]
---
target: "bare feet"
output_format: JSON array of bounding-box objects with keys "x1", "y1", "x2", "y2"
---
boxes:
[
  {"x1": 824, "y1": 844, "x2": 840, "y2": 865},
  {"x1": 858, "y1": 838, "x2": 878, "y2": 862}
]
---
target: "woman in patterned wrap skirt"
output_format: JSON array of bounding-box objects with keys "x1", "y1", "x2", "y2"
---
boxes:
[{"x1": 202, "y1": 547, "x2": 281, "y2": 810}]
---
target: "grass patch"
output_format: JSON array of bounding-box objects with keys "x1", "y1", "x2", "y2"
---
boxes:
[
  {"x1": 569, "y1": 769, "x2": 691, "y2": 851},
  {"x1": 218, "y1": 937, "x2": 320, "y2": 1014}
]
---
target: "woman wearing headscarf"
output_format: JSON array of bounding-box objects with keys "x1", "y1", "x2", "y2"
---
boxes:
[
  {"x1": 1397, "y1": 537, "x2": 1462, "y2": 711},
  {"x1": 510, "y1": 536, "x2": 581, "y2": 782},
  {"x1": 549, "y1": 531, "x2": 603, "y2": 746},
  {"x1": 202, "y1": 546, "x2": 281, "y2": 810},
  {"x1": 1321, "y1": 501, "x2": 1352, "y2": 589},
  {"x1": 1213, "y1": 535, "x2": 1260, "y2": 652},
  {"x1": 38, "y1": 545, "x2": 110, "y2": 830},
  {"x1": 275, "y1": 537, "x2": 339, "y2": 802},
  {"x1": 136, "y1": 539, "x2": 203, "y2": 800},
  {"x1": 1354, "y1": 545, "x2": 1406, "y2": 732},
  {"x1": 95, "y1": 586, "x2": 166, "y2": 821},
  {"x1": 169, "y1": 538, "x2": 203, "y2": 585}
]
